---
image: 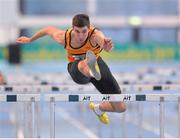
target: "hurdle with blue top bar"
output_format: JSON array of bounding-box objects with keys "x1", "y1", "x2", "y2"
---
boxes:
[
  {"x1": 44, "y1": 93, "x2": 180, "y2": 138},
  {"x1": 0, "y1": 94, "x2": 40, "y2": 138},
  {"x1": 0, "y1": 91, "x2": 180, "y2": 138}
]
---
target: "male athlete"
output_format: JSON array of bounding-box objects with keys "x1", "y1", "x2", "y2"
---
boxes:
[{"x1": 16, "y1": 14, "x2": 126, "y2": 124}]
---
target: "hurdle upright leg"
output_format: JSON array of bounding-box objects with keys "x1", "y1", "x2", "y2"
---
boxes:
[
  {"x1": 35, "y1": 101, "x2": 40, "y2": 138},
  {"x1": 50, "y1": 97, "x2": 55, "y2": 138},
  {"x1": 121, "y1": 111, "x2": 126, "y2": 138},
  {"x1": 137, "y1": 102, "x2": 143, "y2": 138},
  {"x1": 31, "y1": 97, "x2": 35, "y2": 138},
  {"x1": 159, "y1": 97, "x2": 165, "y2": 138}
]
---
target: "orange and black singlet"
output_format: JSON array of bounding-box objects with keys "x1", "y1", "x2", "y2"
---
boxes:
[{"x1": 64, "y1": 26, "x2": 103, "y2": 63}]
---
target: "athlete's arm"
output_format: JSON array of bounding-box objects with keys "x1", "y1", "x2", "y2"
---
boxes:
[
  {"x1": 16, "y1": 26, "x2": 65, "y2": 45},
  {"x1": 91, "y1": 30, "x2": 113, "y2": 52}
]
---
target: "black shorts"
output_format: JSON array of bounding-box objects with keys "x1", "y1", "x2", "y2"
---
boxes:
[{"x1": 67, "y1": 57, "x2": 121, "y2": 94}]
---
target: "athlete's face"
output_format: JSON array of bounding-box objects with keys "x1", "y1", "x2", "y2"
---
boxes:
[{"x1": 73, "y1": 26, "x2": 89, "y2": 43}]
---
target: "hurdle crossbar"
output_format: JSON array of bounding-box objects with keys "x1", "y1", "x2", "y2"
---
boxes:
[
  {"x1": 1, "y1": 93, "x2": 179, "y2": 102},
  {"x1": 0, "y1": 84, "x2": 180, "y2": 93},
  {"x1": 133, "y1": 84, "x2": 180, "y2": 91},
  {"x1": 45, "y1": 94, "x2": 180, "y2": 102},
  {"x1": 0, "y1": 94, "x2": 40, "y2": 102}
]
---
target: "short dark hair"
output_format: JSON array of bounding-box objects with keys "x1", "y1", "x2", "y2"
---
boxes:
[{"x1": 72, "y1": 14, "x2": 90, "y2": 27}]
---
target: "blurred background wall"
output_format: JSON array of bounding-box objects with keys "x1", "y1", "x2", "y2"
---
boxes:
[{"x1": 0, "y1": 0, "x2": 180, "y2": 62}]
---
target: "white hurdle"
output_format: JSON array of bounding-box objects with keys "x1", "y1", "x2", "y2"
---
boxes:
[
  {"x1": 0, "y1": 94, "x2": 40, "y2": 138},
  {"x1": 1, "y1": 84, "x2": 180, "y2": 138},
  {"x1": 44, "y1": 93, "x2": 180, "y2": 138},
  {"x1": 1, "y1": 84, "x2": 180, "y2": 93},
  {"x1": 0, "y1": 94, "x2": 40, "y2": 102},
  {"x1": 5, "y1": 71, "x2": 180, "y2": 84}
]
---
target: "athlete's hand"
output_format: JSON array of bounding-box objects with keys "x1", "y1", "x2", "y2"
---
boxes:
[
  {"x1": 103, "y1": 38, "x2": 113, "y2": 52},
  {"x1": 16, "y1": 36, "x2": 31, "y2": 44}
]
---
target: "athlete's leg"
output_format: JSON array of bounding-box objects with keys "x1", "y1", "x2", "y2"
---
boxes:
[
  {"x1": 99, "y1": 101, "x2": 126, "y2": 113},
  {"x1": 91, "y1": 57, "x2": 126, "y2": 113},
  {"x1": 68, "y1": 60, "x2": 91, "y2": 84},
  {"x1": 77, "y1": 59, "x2": 91, "y2": 77},
  {"x1": 78, "y1": 50, "x2": 101, "y2": 80}
]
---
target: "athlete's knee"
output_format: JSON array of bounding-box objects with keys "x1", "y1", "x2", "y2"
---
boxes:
[
  {"x1": 119, "y1": 102, "x2": 126, "y2": 112},
  {"x1": 78, "y1": 61, "x2": 89, "y2": 75},
  {"x1": 78, "y1": 61, "x2": 85, "y2": 71},
  {"x1": 111, "y1": 102, "x2": 126, "y2": 113}
]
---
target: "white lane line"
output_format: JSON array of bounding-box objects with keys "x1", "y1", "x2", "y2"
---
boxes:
[{"x1": 56, "y1": 107, "x2": 98, "y2": 138}]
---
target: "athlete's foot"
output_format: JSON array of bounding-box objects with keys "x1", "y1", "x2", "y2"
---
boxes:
[
  {"x1": 86, "y1": 50, "x2": 101, "y2": 80},
  {"x1": 89, "y1": 102, "x2": 110, "y2": 124}
]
